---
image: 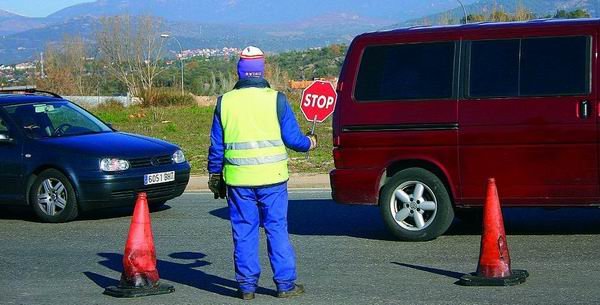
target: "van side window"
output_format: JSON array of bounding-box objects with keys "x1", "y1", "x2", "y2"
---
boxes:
[
  {"x1": 469, "y1": 39, "x2": 519, "y2": 98},
  {"x1": 520, "y1": 36, "x2": 590, "y2": 96},
  {"x1": 467, "y1": 36, "x2": 590, "y2": 98},
  {"x1": 355, "y1": 41, "x2": 455, "y2": 101}
]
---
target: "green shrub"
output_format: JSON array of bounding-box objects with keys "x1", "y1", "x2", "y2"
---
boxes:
[
  {"x1": 96, "y1": 99, "x2": 125, "y2": 112},
  {"x1": 140, "y1": 88, "x2": 194, "y2": 107}
]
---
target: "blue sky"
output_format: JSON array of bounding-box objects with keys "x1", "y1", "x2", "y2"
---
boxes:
[{"x1": 0, "y1": 0, "x2": 89, "y2": 17}]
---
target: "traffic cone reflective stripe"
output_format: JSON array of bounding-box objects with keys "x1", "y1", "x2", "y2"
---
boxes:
[
  {"x1": 458, "y1": 178, "x2": 529, "y2": 286},
  {"x1": 104, "y1": 193, "x2": 174, "y2": 297}
]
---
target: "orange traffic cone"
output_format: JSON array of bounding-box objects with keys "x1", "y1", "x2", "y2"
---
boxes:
[
  {"x1": 458, "y1": 178, "x2": 529, "y2": 286},
  {"x1": 104, "y1": 193, "x2": 174, "y2": 297}
]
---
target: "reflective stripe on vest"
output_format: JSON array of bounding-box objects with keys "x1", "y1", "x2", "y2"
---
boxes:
[
  {"x1": 225, "y1": 153, "x2": 288, "y2": 166},
  {"x1": 220, "y1": 87, "x2": 289, "y2": 186},
  {"x1": 225, "y1": 139, "x2": 284, "y2": 150}
]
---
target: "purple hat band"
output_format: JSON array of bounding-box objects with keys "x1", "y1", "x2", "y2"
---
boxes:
[{"x1": 237, "y1": 57, "x2": 265, "y2": 79}]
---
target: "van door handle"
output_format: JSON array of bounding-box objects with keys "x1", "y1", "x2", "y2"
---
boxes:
[{"x1": 579, "y1": 100, "x2": 590, "y2": 119}]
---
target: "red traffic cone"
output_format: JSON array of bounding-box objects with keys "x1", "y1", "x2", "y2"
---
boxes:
[
  {"x1": 104, "y1": 193, "x2": 174, "y2": 297},
  {"x1": 458, "y1": 178, "x2": 529, "y2": 286}
]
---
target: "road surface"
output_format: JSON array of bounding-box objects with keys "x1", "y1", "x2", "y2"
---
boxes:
[{"x1": 1, "y1": 191, "x2": 600, "y2": 305}]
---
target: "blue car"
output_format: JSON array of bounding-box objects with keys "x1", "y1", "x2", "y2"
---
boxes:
[{"x1": 0, "y1": 89, "x2": 191, "y2": 222}]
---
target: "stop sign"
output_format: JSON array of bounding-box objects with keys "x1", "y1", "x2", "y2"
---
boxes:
[{"x1": 300, "y1": 80, "x2": 338, "y2": 123}]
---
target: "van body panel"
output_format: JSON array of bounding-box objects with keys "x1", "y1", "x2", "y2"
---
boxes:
[
  {"x1": 332, "y1": 30, "x2": 460, "y2": 205},
  {"x1": 332, "y1": 19, "x2": 600, "y2": 208},
  {"x1": 458, "y1": 24, "x2": 598, "y2": 206},
  {"x1": 330, "y1": 167, "x2": 382, "y2": 204}
]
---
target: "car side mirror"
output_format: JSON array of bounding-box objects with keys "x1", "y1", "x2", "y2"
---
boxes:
[
  {"x1": 106, "y1": 123, "x2": 115, "y2": 131},
  {"x1": 0, "y1": 132, "x2": 14, "y2": 144}
]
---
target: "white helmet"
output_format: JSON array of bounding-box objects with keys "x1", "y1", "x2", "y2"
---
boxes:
[{"x1": 240, "y1": 46, "x2": 264, "y2": 59}]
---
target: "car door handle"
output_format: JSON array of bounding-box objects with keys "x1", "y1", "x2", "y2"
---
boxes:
[{"x1": 579, "y1": 100, "x2": 590, "y2": 119}]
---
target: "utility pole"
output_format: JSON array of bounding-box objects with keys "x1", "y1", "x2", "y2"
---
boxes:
[
  {"x1": 160, "y1": 34, "x2": 185, "y2": 95},
  {"x1": 40, "y1": 52, "x2": 45, "y2": 78}
]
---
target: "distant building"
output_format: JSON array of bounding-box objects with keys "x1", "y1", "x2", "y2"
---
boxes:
[
  {"x1": 15, "y1": 62, "x2": 36, "y2": 71},
  {"x1": 174, "y1": 47, "x2": 241, "y2": 60}
]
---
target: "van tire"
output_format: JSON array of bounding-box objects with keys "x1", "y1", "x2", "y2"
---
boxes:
[
  {"x1": 379, "y1": 168, "x2": 454, "y2": 241},
  {"x1": 30, "y1": 169, "x2": 79, "y2": 223}
]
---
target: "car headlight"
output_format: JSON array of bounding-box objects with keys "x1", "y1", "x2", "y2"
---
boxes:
[
  {"x1": 100, "y1": 158, "x2": 130, "y2": 172},
  {"x1": 172, "y1": 150, "x2": 186, "y2": 164}
]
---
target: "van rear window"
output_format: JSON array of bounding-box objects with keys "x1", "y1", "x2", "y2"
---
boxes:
[
  {"x1": 355, "y1": 41, "x2": 455, "y2": 101},
  {"x1": 520, "y1": 36, "x2": 590, "y2": 96}
]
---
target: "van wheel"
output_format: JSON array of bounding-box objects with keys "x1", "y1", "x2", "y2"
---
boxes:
[
  {"x1": 30, "y1": 169, "x2": 79, "y2": 223},
  {"x1": 379, "y1": 168, "x2": 454, "y2": 241}
]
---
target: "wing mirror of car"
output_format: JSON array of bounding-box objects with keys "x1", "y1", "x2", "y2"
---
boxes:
[
  {"x1": 106, "y1": 123, "x2": 115, "y2": 131},
  {"x1": 0, "y1": 132, "x2": 14, "y2": 144}
]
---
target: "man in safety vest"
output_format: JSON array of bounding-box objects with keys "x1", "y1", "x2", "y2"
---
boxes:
[{"x1": 207, "y1": 46, "x2": 317, "y2": 300}]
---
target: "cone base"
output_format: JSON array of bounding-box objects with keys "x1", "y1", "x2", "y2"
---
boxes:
[
  {"x1": 457, "y1": 269, "x2": 529, "y2": 286},
  {"x1": 104, "y1": 282, "x2": 175, "y2": 298}
]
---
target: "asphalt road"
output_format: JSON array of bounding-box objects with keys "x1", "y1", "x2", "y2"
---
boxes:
[{"x1": 1, "y1": 191, "x2": 600, "y2": 305}]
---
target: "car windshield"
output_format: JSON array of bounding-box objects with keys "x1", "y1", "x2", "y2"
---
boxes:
[{"x1": 3, "y1": 101, "x2": 112, "y2": 139}]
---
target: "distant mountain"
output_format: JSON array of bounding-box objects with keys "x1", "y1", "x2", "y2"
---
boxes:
[
  {"x1": 0, "y1": 13, "x2": 387, "y2": 64},
  {"x1": 0, "y1": 9, "x2": 19, "y2": 18},
  {"x1": 398, "y1": 0, "x2": 599, "y2": 27},
  {"x1": 15, "y1": 0, "x2": 584, "y2": 64},
  {"x1": 0, "y1": 9, "x2": 50, "y2": 35},
  {"x1": 0, "y1": 0, "x2": 486, "y2": 64},
  {"x1": 47, "y1": 0, "x2": 471, "y2": 24}
]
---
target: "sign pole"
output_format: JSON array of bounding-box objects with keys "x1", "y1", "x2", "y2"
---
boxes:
[{"x1": 306, "y1": 115, "x2": 317, "y2": 160}]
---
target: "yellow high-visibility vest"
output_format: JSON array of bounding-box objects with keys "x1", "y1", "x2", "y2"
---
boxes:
[{"x1": 220, "y1": 87, "x2": 289, "y2": 186}]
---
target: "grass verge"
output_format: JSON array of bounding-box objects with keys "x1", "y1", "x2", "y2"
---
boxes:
[{"x1": 89, "y1": 92, "x2": 334, "y2": 175}]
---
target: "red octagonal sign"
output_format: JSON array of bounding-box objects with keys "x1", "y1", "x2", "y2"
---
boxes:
[{"x1": 300, "y1": 80, "x2": 338, "y2": 123}]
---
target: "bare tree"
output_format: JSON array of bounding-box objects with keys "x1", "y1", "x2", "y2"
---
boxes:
[
  {"x1": 97, "y1": 15, "x2": 166, "y2": 105},
  {"x1": 37, "y1": 36, "x2": 91, "y2": 95}
]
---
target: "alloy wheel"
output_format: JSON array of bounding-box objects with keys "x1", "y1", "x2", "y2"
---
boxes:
[
  {"x1": 36, "y1": 178, "x2": 68, "y2": 216},
  {"x1": 389, "y1": 181, "x2": 438, "y2": 231}
]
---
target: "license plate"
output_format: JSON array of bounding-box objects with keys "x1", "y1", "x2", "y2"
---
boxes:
[{"x1": 144, "y1": 171, "x2": 175, "y2": 186}]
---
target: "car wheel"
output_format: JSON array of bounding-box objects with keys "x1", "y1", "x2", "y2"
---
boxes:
[
  {"x1": 379, "y1": 168, "x2": 454, "y2": 241},
  {"x1": 30, "y1": 169, "x2": 79, "y2": 223}
]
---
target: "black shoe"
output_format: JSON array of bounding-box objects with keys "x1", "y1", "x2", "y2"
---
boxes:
[
  {"x1": 238, "y1": 291, "x2": 255, "y2": 300},
  {"x1": 277, "y1": 284, "x2": 305, "y2": 298}
]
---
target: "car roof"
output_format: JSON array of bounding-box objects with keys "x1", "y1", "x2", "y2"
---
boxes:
[
  {"x1": 361, "y1": 18, "x2": 600, "y2": 38},
  {"x1": 0, "y1": 94, "x2": 67, "y2": 106}
]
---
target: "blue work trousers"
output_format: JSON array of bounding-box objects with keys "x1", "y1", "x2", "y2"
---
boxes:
[{"x1": 227, "y1": 182, "x2": 297, "y2": 293}]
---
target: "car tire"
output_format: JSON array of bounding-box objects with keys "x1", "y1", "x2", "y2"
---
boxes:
[
  {"x1": 379, "y1": 168, "x2": 454, "y2": 241},
  {"x1": 30, "y1": 169, "x2": 79, "y2": 223}
]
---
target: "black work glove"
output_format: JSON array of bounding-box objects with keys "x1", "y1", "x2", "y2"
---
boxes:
[
  {"x1": 208, "y1": 173, "x2": 226, "y2": 199},
  {"x1": 306, "y1": 132, "x2": 318, "y2": 151}
]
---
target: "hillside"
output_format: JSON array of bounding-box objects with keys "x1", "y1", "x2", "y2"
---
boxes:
[
  {"x1": 2, "y1": 0, "x2": 594, "y2": 65},
  {"x1": 0, "y1": 9, "x2": 49, "y2": 35},
  {"x1": 47, "y1": 0, "x2": 473, "y2": 24},
  {"x1": 0, "y1": 14, "x2": 381, "y2": 64},
  {"x1": 398, "y1": 0, "x2": 598, "y2": 26},
  {"x1": 0, "y1": 9, "x2": 18, "y2": 18}
]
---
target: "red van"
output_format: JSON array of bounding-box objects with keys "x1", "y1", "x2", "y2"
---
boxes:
[{"x1": 330, "y1": 19, "x2": 598, "y2": 241}]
